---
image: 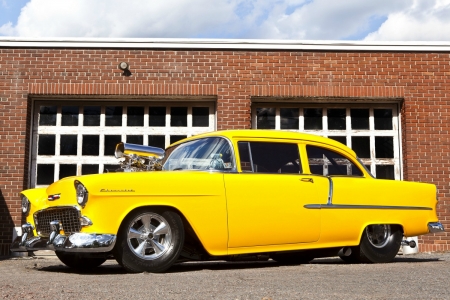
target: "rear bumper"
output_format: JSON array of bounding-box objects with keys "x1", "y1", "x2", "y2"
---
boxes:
[
  {"x1": 10, "y1": 223, "x2": 116, "y2": 253},
  {"x1": 428, "y1": 222, "x2": 445, "y2": 233}
]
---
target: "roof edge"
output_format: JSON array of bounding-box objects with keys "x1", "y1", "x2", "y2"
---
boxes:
[{"x1": 1, "y1": 37, "x2": 450, "y2": 51}]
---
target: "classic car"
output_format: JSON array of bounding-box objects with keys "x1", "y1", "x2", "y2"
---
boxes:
[{"x1": 11, "y1": 130, "x2": 444, "y2": 273}]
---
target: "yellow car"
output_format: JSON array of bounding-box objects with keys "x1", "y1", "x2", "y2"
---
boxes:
[{"x1": 11, "y1": 130, "x2": 444, "y2": 273}]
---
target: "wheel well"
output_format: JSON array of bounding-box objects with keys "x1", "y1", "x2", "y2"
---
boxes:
[
  {"x1": 360, "y1": 223, "x2": 404, "y2": 236},
  {"x1": 119, "y1": 205, "x2": 207, "y2": 255}
]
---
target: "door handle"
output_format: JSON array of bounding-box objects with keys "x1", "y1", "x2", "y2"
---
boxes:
[{"x1": 301, "y1": 178, "x2": 314, "y2": 183}]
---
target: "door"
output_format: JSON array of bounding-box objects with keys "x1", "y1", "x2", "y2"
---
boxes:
[{"x1": 225, "y1": 141, "x2": 329, "y2": 248}]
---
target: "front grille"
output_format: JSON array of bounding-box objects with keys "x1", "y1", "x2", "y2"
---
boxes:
[{"x1": 34, "y1": 207, "x2": 81, "y2": 237}]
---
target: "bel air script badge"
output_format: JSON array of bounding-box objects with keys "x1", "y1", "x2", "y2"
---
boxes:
[{"x1": 100, "y1": 189, "x2": 135, "y2": 192}]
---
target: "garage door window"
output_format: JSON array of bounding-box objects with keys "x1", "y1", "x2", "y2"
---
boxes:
[
  {"x1": 31, "y1": 101, "x2": 215, "y2": 187},
  {"x1": 253, "y1": 104, "x2": 400, "y2": 180}
]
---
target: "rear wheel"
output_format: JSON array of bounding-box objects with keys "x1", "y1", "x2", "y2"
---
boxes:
[
  {"x1": 114, "y1": 208, "x2": 184, "y2": 273},
  {"x1": 343, "y1": 224, "x2": 402, "y2": 264},
  {"x1": 55, "y1": 252, "x2": 106, "y2": 270}
]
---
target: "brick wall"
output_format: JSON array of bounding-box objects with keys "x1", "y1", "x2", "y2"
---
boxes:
[{"x1": 0, "y1": 45, "x2": 449, "y2": 255}]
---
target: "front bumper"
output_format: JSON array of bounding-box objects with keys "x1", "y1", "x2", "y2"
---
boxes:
[{"x1": 11, "y1": 223, "x2": 116, "y2": 253}]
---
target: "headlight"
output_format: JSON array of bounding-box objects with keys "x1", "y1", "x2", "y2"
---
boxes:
[
  {"x1": 74, "y1": 181, "x2": 89, "y2": 207},
  {"x1": 21, "y1": 194, "x2": 30, "y2": 216}
]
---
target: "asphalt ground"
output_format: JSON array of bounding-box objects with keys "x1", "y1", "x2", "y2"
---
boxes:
[{"x1": 0, "y1": 251, "x2": 449, "y2": 300}]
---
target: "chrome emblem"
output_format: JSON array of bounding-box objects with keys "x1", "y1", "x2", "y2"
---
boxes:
[
  {"x1": 47, "y1": 194, "x2": 61, "y2": 201},
  {"x1": 100, "y1": 189, "x2": 135, "y2": 192}
]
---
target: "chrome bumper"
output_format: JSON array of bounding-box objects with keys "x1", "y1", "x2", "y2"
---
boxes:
[
  {"x1": 11, "y1": 223, "x2": 116, "y2": 253},
  {"x1": 428, "y1": 222, "x2": 445, "y2": 233}
]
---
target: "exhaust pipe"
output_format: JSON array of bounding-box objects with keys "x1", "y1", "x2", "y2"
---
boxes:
[
  {"x1": 401, "y1": 239, "x2": 417, "y2": 248},
  {"x1": 338, "y1": 247, "x2": 352, "y2": 256}
]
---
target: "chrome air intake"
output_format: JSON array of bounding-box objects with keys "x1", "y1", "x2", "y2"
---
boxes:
[{"x1": 114, "y1": 142, "x2": 165, "y2": 172}]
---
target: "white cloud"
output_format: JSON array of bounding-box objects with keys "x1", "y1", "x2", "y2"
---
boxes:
[
  {"x1": 245, "y1": 0, "x2": 411, "y2": 39},
  {"x1": 0, "y1": 22, "x2": 14, "y2": 36},
  {"x1": 2, "y1": 0, "x2": 240, "y2": 37},
  {"x1": 1, "y1": 0, "x2": 450, "y2": 40},
  {"x1": 364, "y1": 0, "x2": 450, "y2": 41}
]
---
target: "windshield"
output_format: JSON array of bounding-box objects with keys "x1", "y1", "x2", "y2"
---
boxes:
[{"x1": 163, "y1": 137, "x2": 234, "y2": 171}]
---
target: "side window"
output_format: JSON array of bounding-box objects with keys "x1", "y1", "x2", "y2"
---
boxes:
[
  {"x1": 306, "y1": 145, "x2": 363, "y2": 176},
  {"x1": 238, "y1": 142, "x2": 301, "y2": 174}
]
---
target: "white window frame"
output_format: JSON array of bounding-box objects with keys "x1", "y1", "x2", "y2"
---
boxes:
[
  {"x1": 31, "y1": 100, "x2": 215, "y2": 187},
  {"x1": 252, "y1": 103, "x2": 402, "y2": 180}
]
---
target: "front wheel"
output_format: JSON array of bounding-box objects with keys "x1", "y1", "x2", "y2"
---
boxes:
[
  {"x1": 55, "y1": 252, "x2": 106, "y2": 270},
  {"x1": 355, "y1": 224, "x2": 402, "y2": 263},
  {"x1": 114, "y1": 208, "x2": 185, "y2": 273}
]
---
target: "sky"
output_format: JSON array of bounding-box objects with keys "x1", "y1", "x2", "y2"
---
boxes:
[{"x1": 0, "y1": 0, "x2": 450, "y2": 41}]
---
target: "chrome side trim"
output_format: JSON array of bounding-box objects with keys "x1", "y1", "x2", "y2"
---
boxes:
[
  {"x1": 327, "y1": 176, "x2": 333, "y2": 205},
  {"x1": 304, "y1": 204, "x2": 433, "y2": 210},
  {"x1": 11, "y1": 232, "x2": 116, "y2": 253},
  {"x1": 428, "y1": 222, "x2": 445, "y2": 233}
]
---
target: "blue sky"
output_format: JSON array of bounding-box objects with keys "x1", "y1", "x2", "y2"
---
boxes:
[
  {"x1": 0, "y1": 0, "x2": 28, "y2": 26},
  {"x1": 1, "y1": 0, "x2": 450, "y2": 40}
]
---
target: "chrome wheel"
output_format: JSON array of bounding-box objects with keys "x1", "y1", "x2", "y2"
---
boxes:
[
  {"x1": 365, "y1": 224, "x2": 391, "y2": 248},
  {"x1": 127, "y1": 212, "x2": 172, "y2": 260}
]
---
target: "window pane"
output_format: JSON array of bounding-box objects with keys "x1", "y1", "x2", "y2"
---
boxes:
[
  {"x1": 376, "y1": 165, "x2": 395, "y2": 180},
  {"x1": 375, "y1": 136, "x2": 394, "y2": 158},
  {"x1": 351, "y1": 136, "x2": 370, "y2": 158},
  {"x1": 171, "y1": 107, "x2": 188, "y2": 127},
  {"x1": 149, "y1": 135, "x2": 165, "y2": 149},
  {"x1": 39, "y1": 106, "x2": 57, "y2": 126},
  {"x1": 83, "y1": 106, "x2": 100, "y2": 126},
  {"x1": 127, "y1": 106, "x2": 144, "y2": 126},
  {"x1": 327, "y1": 109, "x2": 346, "y2": 130},
  {"x1": 306, "y1": 145, "x2": 363, "y2": 176},
  {"x1": 351, "y1": 109, "x2": 369, "y2": 129},
  {"x1": 304, "y1": 108, "x2": 322, "y2": 130},
  {"x1": 170, "y1": 135, "x2": 187, "y2": 144},
  {"x1": 61, "y1": 106, "x2": 79, "y2": 126},
  {"x1": 82, "y1": 164, "x2": 99, "y2": 175},
  {"x1": 328, "y1": 136, "x2": 346, "y2": 146},
  {"x1": 60, "y1": 135, "x2": 77, "y2": 155},
  {"x1": 104, "y1": 164, "x2": 120, "y2": 173},
  {"x1": 82, "y1": 135, "x2": 99, "y2": 155},
  {"x1": 247, "y1": 142, "x2": 301, "y2": 174},
  {"x1": 104, "y1": 135, "x2": 121, "y2": 156},
  {"x1": 193, "y1": 107, "x2": 209, "y2": 127},
  {"x1": 38, "y1": 134, "x2": 55, "y2": 155},
  {"x1": 238, "y1": 142, "x2": 252, "y2": 172},
  {"x1": 105, "y1": 106, "x2": 122, "y2": 126},
  {"x1": 127, "y1": 135, "x2": 143, "y2": 145},
  {"x1": 37, "y1": 164, "x2": 54, "y2": 185},
  {"x1": 374, "y1": 109, "x2": 393, "y2": 130},
  {"x1": 256, "y1": 108, "x2": 275, "y2": 129},
  {"x1": 149, "y1": 107, "x2": 166, "y2": 127},
  {"x1": 280, "y1": 108, "x2": 299, "y2": 129},
  {"x1": 59, "y1": 164, "x2": 77, "y2": 179}
]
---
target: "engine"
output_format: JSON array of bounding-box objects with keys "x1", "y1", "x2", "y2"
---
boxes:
[{"x1": 114, "y1": 142, "x2": 165, "y2": 172}]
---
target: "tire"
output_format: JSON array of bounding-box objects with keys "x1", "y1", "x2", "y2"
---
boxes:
[
  {"x1": 271, "y1": 252, "x2": 314, "y2": 265},
  {"x1": 356, "y1": 224, "x2": 402, "y2": 263},
  {"x1": 113, "y1": 208, "x2": 185, "y2": 273},
  {"x1": 55, "y1": 252, "x2": 106, "y2": 270}
]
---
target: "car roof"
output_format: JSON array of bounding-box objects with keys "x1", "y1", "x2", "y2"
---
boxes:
[{"x1": 169, "y1": 129, "x2": 358, "y2": 158}]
